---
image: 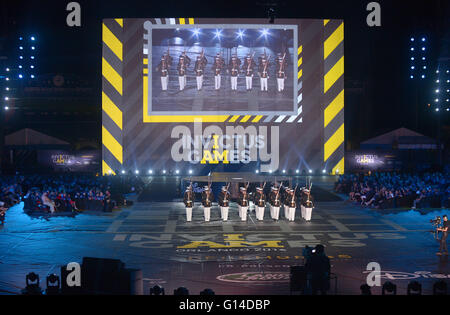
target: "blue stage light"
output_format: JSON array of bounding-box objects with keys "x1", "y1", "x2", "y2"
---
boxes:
[
  {"x1": 214, "y1": 29, "x2": 222, "y2": 39},
  {"x1": 4, "y1": 97, "x2": 9, "y2": 101},
  {"x1": 31, "y1": 46, "x2": 35, "y2": 50},
  {"x1": 31, "y1": 36, "x2": 35, "y2": 41},
  {"x1": 19, "y1": 37, "x2": 23, "y2": 41},
  {"x1": 19, "y1": 56, "x2": 23, "y2": 59},
  {"x1": 135, "y1": 170, "x2": 139, "y2": 174},
  {"x1": 162, "y1": 170, "x2": 166, "y2": 174},
  {"x1": 410, "y1": 37, "x2": 414, "y2": 42},
  {"x1": 30, "y1": 75, "x2": 35, "y2": 79},
  {"x1": 148, "y1": 169, "x2": 153, "y2": 174},
  {"x1": 6, "y1": 68, "x2": 9, "y2": 72},
  {"x1": 19, "y1": 46, "x2": 23, "y2": 50},
  {"x1": 411, "y1": 57, "x2": 414, "y2": 61},
  {"x1": 411, "y1": 66, "x2": 415, "y2": 70},
  {"x1": 421, "y1": 75, "x2": 425, "y2": 79},
  {"x1": 19, "y1": 65, "x2": 23, "y2": 69},
  {"x1": 422, "y1": 37, "x2": 425, "y2": 42},
  {"x1": 121, "y1": 170, "x2": 125, "y2": 174},
  {"x1": 237, "y1": 30, "x2": 244, "y2": 39},
  {"x1": 410, "y1": 75, "x2": 414, "y2": 79},
  {"x1": 422, "y1": 47, "x2": 425, "y2": 51},
  {"x1": 175, "y1": 170, "x2": 180, "y2": 175},
  {"x1": 189, "y1": 169, "x2": 193, "y2": 174},
  {"x1": 30, "y1": 65, "x2": 34, "y2": 69},
  {"x1": 309, "y1": 170, "x2": 313, "y2": 174},
  {"x1": 322, "y1": 169, "x2": 327, "y2": 174},
  {"x1": 4, "y1": 106, "x2": 9, "y2": 110},
  {"x1": 31, "y1": 56, "x2": 35, "y2": 59},
  {"x1": 18, "y1": 74, "x2": 23, "y2": 79},
  {"x1": 192, "y1": 29, "x2": 200, "y2": 37},
  {"x1": 411, "y1": 47, "x2": 414, "y2": 51},
  {"x1": 255, "y1": 170, "x2": 259, "y2": 174}
]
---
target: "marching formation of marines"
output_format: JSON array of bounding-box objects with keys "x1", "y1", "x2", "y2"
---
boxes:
[
  {"x1": 156, "y1": 50, "x2": 288, "y2": 92},
  {"x1": 182, "y1": 182, "x2": 314, "y2": 223}
]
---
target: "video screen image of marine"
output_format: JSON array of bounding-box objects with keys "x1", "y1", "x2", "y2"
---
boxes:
[{"x1": 149, "y1": 26, "x2": 297, "y2": 115}]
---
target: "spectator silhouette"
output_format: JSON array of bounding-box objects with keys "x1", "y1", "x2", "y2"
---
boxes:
[{"x1": 305, "y1": 245, "x2": 331, "y2": 295}]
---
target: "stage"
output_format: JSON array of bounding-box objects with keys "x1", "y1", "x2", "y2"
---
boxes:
[{"x1": 0, "y1": 177, "x2": 448, "y2": 295}]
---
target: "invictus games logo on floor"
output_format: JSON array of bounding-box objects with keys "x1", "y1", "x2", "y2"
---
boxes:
[
  {"x1": 217, "y1": 272, "x2": 290, "y2": 284},
  {"x1": 171, "y1": 120, "x2": 279, "y2": 172}
]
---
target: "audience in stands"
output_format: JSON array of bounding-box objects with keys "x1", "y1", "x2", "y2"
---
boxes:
[
  {"x1": 0, "y1": 174, "x2": 144, "y2": 216},
  {"x1": 335, "y1": 171, "x2": 450, "y2": 210}
]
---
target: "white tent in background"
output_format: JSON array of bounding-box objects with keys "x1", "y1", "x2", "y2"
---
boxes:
[{"x1": 5, "y1": 128, "x2": 69, "y2": 147}]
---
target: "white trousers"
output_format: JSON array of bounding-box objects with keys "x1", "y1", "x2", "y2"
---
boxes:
[
  {"x1": 246, "y1": 76, "x2": 253, "y2": 90},
  {"x1": 277, "y1": 78, "x2": 285, "y2": 91},
  {"x1": 231, "y1": 76, "x2": 238, "y2": 90},
  {"x1": 272, "y1": 206, "x2": 280, "y2": 220},
  {"x1": 215, "y1": 75, "x2": 221, "y2": 89},
  {"x1": 256, "y1": 206, "x2": 265, "y2": 221},
  {"x1": 220, "y1": 206, "x2": 229, "y2": 221},
  {"x1": 304, "y1": 207, "x2": 313, "y2": 221},
  {"x1": 260, "y1": 78, "x2": 268, "y2": 91},
  {"x1": 196, "y1": 76, "x2": 203, "y2": 90},
  {"x1": 178, "y1": 75, "x2": 186, "y2": 90},
  {"x1": 288, "y1": 207, "x2": 296, "y2": 221},
  {"x1": 239, "y1": 206, "x2": 248, "y2": 221},
  {"x1": 204, "y1": 207, "x2": 211, "y2": 222},
  {"x1": 186, "y1": 207, "x2": 192, "y2": 222},
  {"x1": 161, "y1": 76, "x2": 168, "y2": 90},
  {"x1": 284, "y1": 204, "x2": 289, "y2": 219}
]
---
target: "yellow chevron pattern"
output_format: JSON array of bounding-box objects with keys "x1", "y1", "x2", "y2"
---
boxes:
[
  {"x1": 323, "y1": 21, "x2": 345, "y2": 174},
  {"x1": 324, "y1": 123, "x2": 344, "y2": 162},
  {"x1": 102, "y1": 92, "x2": 122, "y2": 130},
  {"x1": 324, "y1": 22, "x2": 343, "y2": 60},
  {"x1": 324, "y1": 89, "x2": 344, "y2": 128},
  {"x1": 324, "y1": 56, "x2": 344, "y2": 93},
  {"x1": 103, "y1": 24, "x2": 123, "y2": 61},
  {"x1": 102, "y1": 57, "x2": 123, "y2": 95},
  {"x1": 102, "y1": 126, "x2": 123, "y2": 164},
  {"x1": 332, "y1": 157, "x2": 344, "y2": 175},
  {"x1": 102, "y1": 160, "x2": 116, "y2": 175},
  {"x1": 102, "y1": 20, "x2": 123, "y2": 175}
]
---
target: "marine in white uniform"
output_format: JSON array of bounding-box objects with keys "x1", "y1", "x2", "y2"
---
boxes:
[
  {"x1": 228, "y1": 55, "x2": 241, "y2": 91},
  {"x1": 212, "y1": 53, "x2": 225, "y2": 90},
  {"x1": 242, "y1": 54, "x2": 255, "y2": 91},
  {"x1": 201, "y1": 186, "x2": 214, "y2": 222},
  {"x1": 254, "y1": 187, "x2": 266, "y2": 221},
  {"x1": 218, "y1": 186, "x2": 231, "y2": 221},
  {"x1": 238, "y1": 186, "x2": 249, "y2": 221},
  {"x1": 183, "y1": 185, "x2": 194, "y2": 222}
]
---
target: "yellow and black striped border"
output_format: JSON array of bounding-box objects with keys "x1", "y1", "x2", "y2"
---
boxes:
[
  {"x1": 323, "y1": 20, "x2": 345, "y2": 174},
  {"x1": 102, "y1": 19, "x2": 124, "y2": 175},
  {"x1": 142, "y1": 18, "x2": 304, "y2": 124}
]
